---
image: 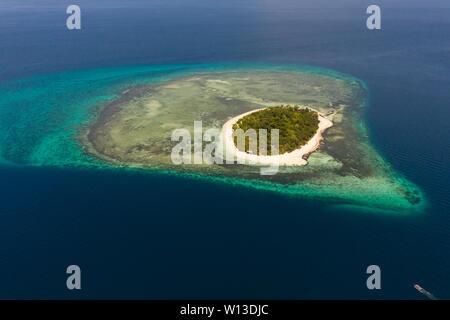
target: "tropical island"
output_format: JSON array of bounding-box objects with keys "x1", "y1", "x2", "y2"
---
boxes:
[
  {"x1": 0, "y1": 64, "x2": 421, "y2": 212},
  {"x1": 224, "y1": 105, "x2": 333, "y2": 166}
]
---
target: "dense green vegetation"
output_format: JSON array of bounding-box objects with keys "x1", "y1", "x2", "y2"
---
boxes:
[{"x1": 232, "y1": 105, "x2": 319, "y2": 155}]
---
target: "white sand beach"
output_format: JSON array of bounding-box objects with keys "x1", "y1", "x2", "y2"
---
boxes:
[{"x1": 222, "y1": 107, "x2": 333, "y2": 166}]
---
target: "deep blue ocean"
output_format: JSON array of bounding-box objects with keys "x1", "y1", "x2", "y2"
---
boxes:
[{"x1": 0, "y1": 0, "x2": 449, "y2": 299}]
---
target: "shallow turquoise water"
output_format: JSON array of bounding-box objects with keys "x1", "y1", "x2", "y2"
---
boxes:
[{"x1": 0, "y1": 63, "x2": 425, "y2": 214}]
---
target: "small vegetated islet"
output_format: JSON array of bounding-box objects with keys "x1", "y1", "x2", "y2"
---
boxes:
[{"x1": 232, "y1": 105, "x2": 319, "y2": 155}]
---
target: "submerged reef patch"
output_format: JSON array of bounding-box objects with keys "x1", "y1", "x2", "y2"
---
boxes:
[{"x1": 0, "y1": 64, "x2": 425, "y2": 213}]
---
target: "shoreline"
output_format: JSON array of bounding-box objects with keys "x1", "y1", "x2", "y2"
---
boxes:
[{"x1": 222, "y1": 107, "x2": 333, "y2": 166}]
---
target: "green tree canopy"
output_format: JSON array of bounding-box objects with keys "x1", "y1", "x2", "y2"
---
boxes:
[{"x1": 232, "y1": 105, "x2": 319, "y2": 155}]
